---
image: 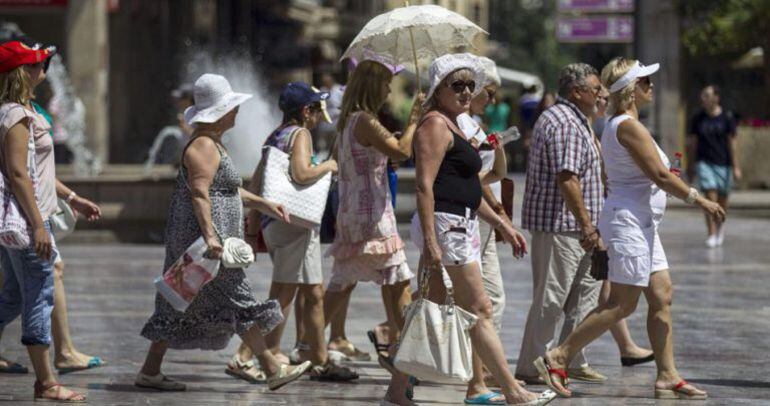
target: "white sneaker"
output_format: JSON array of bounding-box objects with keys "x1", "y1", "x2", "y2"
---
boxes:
[
  {"x1": 705, "y1": 234, "x2": 719, "y2": 248},
  {"x1": 716, "y1": 227, "x2": 725, "y2": 246}
]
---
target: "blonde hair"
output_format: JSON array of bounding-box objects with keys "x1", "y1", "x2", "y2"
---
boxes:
[
  {"x1": 0, "y1": 66, "x2": 33, "y2": 105},
  {"x1": 337, "y1": 60, "x2": 393, "y2": 133},
  {"x1": 601, "y1": 57, "x2": 636, "y2": 116}
]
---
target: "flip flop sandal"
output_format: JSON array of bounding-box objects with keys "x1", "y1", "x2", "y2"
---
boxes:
[
  {"x1": 654, "y1": 380, "x2": 708, "y2": 400},
  {"x1": 57, "y1": 357, "x2": 105, "y2": 375},
  {"x1": 464, "y1": 391, "x2": 506, "y2": 405},
  {"x1": 533, "y1": 357, "x2": 571, "y2": 398},
  {"x1": 0, "y1": 361, "x2": 28, "y2": 374},
  {"x1": 34, "y1": 382, "x2": 87, "y2": 403}
]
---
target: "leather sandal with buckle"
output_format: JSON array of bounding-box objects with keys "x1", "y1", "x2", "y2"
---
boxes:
[{"x1": 225, "y1": 354, "x2": 266, "y2": 383}]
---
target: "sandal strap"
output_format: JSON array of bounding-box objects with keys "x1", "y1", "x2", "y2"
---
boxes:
[
  {"x1": 674, "y1": 380, "x2": 688, "y2": 390},
  {"x1": 548, "y1": 367, "x2": 568, "y2": 380}
]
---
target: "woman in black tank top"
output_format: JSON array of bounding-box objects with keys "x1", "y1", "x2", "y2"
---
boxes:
[{"x1": 406, "y1": 56, "x2": 543, "y2": 406}]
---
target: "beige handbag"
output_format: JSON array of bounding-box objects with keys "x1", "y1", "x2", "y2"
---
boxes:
[{"x1": 393, "y1": 265, "x2": 478, "y2": 384}]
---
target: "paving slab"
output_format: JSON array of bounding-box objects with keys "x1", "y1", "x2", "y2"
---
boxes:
[{"x1": 0, "y1": 208, "x2": 768, "y2": 405}]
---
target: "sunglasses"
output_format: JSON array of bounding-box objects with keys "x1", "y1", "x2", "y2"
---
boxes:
[
  {"x1": 637, "y1": 76, "x2": 652, "y2": 87},
  {"x1": 448, "y1": 80, "x2": 476, "y2": 94}
]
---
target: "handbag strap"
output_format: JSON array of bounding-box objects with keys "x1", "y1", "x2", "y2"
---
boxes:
[{"x1": 418, "y1": 263, "x2": 456, "y2": 307}]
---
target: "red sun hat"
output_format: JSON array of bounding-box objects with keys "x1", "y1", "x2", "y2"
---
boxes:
[{"x1": 0, "y1": 40, "x2": 54, "y2": 73}]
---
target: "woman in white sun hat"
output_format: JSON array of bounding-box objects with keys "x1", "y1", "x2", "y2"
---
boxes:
[
  {"x1": 534, "y1": 58, "x2": 724, "y2": 400},
  {"x1": 137, "y1": 73, "x2": 311, "y2": 392},
  {"x1": 387, "y1": 53, "x2": 554, "y2": 406}
]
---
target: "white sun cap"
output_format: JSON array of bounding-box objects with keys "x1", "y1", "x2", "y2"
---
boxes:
[
  {"x1": 184, "y1": 73, "x2": 253, "y2": 125},
  {"x1": 476, "y1": 56, "x2": 501, "y2": 88},
  {"x1": 425, "y1": 53, "x2": 486, "y2": 103},
  {"x1": 609, "y1": 61, "x2": 660, "y2": 93}
]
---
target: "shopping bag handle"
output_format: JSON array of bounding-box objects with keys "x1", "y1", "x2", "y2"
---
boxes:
[{"x1": 418, "y1": 264, "x2": 455, "y2": 308}]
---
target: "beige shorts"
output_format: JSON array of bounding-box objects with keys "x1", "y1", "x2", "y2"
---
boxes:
[{"x1": 262, "y1": 220, "x2": 323, "y2": 285}]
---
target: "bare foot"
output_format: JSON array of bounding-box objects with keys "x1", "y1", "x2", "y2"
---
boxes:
[
  {"x1": 501, "y1": 387, "x2": 538, "y2": 405},
  {"x1": 620, "y1": 346, "x2": 653, "y2": 359},
  {"x1": 655, "y1": 378, "x2": 707, "y2": 398},
  {"x1": 272, "y1": 352, "x2": 290, "y2": 365},
  {"x1": 542, "y1": 351, "x2": 572, "y2": 396},
  {"x1": 36, "y1": 382, "x2": 87, "y2": 402},
  {"x1": 54, "y1": 350, "x2": 100, "y2": 370}
]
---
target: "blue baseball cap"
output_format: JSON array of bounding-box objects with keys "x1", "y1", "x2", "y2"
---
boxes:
[{"x1": 279, "y1": 82, "x2": 331, "y2": 122}]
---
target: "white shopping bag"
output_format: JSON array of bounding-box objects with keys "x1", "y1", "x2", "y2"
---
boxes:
[{"x1": 154, "y1": 237, "x2": 220, "y2": 312}]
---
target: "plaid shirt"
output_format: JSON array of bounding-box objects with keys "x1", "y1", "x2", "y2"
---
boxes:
[{"x1": 522, "y1": 97, "x2": 603, "y2": 232}]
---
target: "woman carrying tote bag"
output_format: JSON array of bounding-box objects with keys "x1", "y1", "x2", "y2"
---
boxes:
[{"x1": 237, "y1": 82, "x2": 356, "y2": 382}]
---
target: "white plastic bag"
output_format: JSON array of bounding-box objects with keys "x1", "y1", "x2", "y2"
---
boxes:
[
  {"x1": 154, "y1": 237, "x2": 220, "y2": 312},
  {"x1": 393, "y1": 266, "x2": 478, "y2": 384}
]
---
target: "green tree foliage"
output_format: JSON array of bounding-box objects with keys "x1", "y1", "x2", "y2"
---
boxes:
[
  {"x1": 680, "y1": 0, "x2": 770, "y2": 114},
  {"x1": 487, "y1": 0, "x2": 579, "y2": 91}
]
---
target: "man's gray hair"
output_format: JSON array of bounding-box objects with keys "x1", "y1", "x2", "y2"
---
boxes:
[{"x1": 557, "y1": 63, "x2": 598, "y2": 98}]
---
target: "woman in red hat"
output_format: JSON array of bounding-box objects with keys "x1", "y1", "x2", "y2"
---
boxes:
[{"x1": 0, "y1": 40, "x2": 106, "y2": 402}]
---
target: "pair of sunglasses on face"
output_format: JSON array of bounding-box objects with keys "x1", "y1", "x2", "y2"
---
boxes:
[{"x1": 447, "y1": 79, "x2": 476, "y2": 94}]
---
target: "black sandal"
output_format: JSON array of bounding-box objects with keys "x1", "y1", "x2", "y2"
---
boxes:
[{"x1": 367, "y1": 330, "x2": 390, "y2": 357}]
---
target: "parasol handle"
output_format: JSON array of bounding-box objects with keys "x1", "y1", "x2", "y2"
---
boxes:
[{"x1": 404, "y1": 0, "x2": 421, "y2": 94}]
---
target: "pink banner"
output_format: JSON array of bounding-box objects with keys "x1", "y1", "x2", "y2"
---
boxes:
[
  {"x1": 556, "y1": 16, "x2": 634, "y2": 43},
  {"x1": 557, "y1": 0, "x2": 634, "y2": 13}
]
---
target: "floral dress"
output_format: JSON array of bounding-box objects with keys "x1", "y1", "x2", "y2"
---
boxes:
[
  {"x1": 326, "y1": 112, "x2": 413, "y2": 290},
  {"x1": 141, "y1": 143, "x2": 283, "y2": 349}
]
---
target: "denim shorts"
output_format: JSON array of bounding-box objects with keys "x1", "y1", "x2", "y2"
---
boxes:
[
  {"x1": 697, "y1": 161, "x2": 733, "y2": 196},
  {"x1": 0, "y1": 221, "x2": 56, "y2": 346}
]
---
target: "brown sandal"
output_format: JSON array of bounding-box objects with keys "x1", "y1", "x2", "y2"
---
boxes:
[{"x1": 34, "y1": 381, "x2": 86, "y2": 403}]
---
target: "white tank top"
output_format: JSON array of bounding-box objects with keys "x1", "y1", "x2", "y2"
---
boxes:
[{"x1": 602, "y1": 114, "x2": 669, "y2": 214}]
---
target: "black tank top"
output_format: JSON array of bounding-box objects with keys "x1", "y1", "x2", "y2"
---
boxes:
[{"x1": 420, "y1": 111, "x2": 483, "y2": 211}]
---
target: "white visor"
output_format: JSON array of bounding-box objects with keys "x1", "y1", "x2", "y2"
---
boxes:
[{"x1": 608, "y1": 61, "x2": 660, "y2": 93}]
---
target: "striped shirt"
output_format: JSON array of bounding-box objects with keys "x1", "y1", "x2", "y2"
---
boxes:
[{"x1": 522, "y1": 97, "x2": 603, "y2": 232}]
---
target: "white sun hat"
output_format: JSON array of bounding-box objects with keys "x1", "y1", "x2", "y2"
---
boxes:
[
  {"x1": 609, "y1": 61, "x2": 660, "y2": 93},
  {"x1": 425, "y1": 53, "x2": 486, "y2": 103},
  {"x1": 476, "y1": 56, "x2": 501, "y2": 88},
  {"x1": 184, "y1": 73, "x2": 253, "y2": 125}
]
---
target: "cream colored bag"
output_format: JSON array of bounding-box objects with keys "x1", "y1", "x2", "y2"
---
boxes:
[{"x1": 393, "y1": 266, "x2": 478, "y2": 384}]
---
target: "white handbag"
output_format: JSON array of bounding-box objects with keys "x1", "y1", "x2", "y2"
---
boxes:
[
  {"x1": 51, "y1": 198, "x2": 77, "y2": 240},
  {"x1": 393, "y1": 266, "x2": 478, "y2": 384},
  {"x1": 0, "y1": 103, "x2": 38, "y2": 249},
  {"x1": 258, "y1": 145, "x2": 331, "y2": 229}
]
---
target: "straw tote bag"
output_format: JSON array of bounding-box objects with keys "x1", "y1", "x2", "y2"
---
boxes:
[
  {"x1": 257, "y1": 131, "x2": 331, "y2": 228},
  {"x1": 393, "y1": 266, "x2": 478, "y2": 384},
  {"x1": 0, "y1": 103, "x2": 38, "y2": 249}
]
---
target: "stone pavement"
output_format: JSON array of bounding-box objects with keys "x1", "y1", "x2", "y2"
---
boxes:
[{"x1": 0, "y1": 208, "x2": 769, "y2": 405}]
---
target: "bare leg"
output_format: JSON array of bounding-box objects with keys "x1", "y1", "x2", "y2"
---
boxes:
[
  {"x1": 264, "y1": 282, "x2": 299, "y2": 355},
  {"x1": 600, "y1": 280, "x2": 652, "y2": 358},
  {"x1": 297, "y1": 284, "x2": 328, "y2": 365},
  {"x1": 645, "y1": 271, "x2": 706, "y2": 397},
  {"x1": 438, "y1": 263, "x2": 536, "y2": 404},
  {"x1": 703, "y1": 190, "x2": 719, "y2": 236},
  {"x1": 323, "y1": 283, "x2": 355, "y2": 343},
  {"x1": 50, "y1": 261, "x2": 99, "y2": 369},
  {"x1": 382, "y1": 280, "x2": 415, "y2": 406},
  {"x1": 140, "y1": 341, "x2": 169, "y2": 376},
  {"x1": 546, "y1": 282, "x2": 644, "y2": 395},
  {"x1": 29, "y1": 344, "x2": 84, "y2": 400},
  {"x1": 294, "y1": 292, "x2": 306, "y2": 346},
  {"x1": 239, "y1": 325, "x2": 285, "y2": 376}
]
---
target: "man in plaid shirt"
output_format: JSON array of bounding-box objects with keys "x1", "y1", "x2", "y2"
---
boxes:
[{"x1": 515, "y1": 63, "x2": 607, "y2": 383}]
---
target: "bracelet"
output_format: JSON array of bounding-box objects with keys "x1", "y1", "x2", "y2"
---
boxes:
[
  {"x1": 65, "y1": 191, "x2": 77, "y2": 203},
  {"x1": 685, "y1": 187, "x2": 699, "y2": 205}
]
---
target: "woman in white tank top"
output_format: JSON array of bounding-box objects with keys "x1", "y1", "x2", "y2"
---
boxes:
[{"x1": 534, "y1": 58, "x2": 725, "y2": 401}]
